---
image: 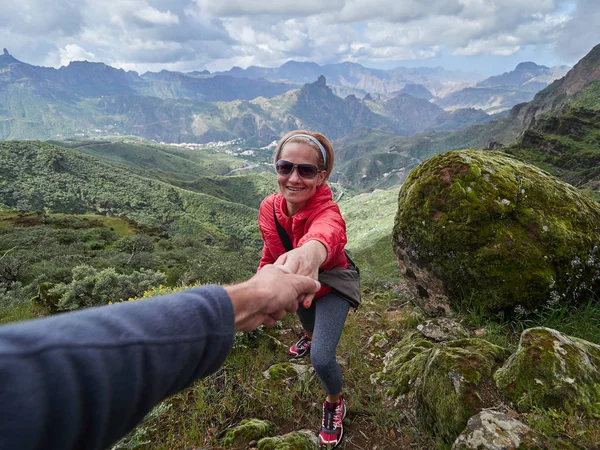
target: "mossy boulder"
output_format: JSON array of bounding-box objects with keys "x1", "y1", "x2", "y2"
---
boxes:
[
  {"x1": 222, "y1": 419, "x2": 275, "y2": 447},
  {"x1": 494, "y1": 327, "x2": 600, "y2": 414},
  {"x1": 257, "y1": 429, "x2": 318, "y2": 450},
  {"x1": 381, "y1": 332, "x2": 510, "y2": 443},
  {"x1": 392, "y1": 150, "x2": 600, "y2": 315}
]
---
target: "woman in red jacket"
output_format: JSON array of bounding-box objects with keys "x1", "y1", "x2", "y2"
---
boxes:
[{"x1": 258, "y1": 130, "x2": 350, "y2": 447}]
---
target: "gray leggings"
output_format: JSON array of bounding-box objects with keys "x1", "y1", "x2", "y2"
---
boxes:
[{"x1": 296, "y1": 292, "x2": 350, "y2": 395}]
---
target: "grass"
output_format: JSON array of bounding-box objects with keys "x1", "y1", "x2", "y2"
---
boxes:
[
  {"x1": 525, "y1": 407, "x2": 600, "y2": 449},
  {"x1": 0, "y1": 302, "x2": 46, "y2": 325},
  {"x1": 456, "y1": 294, "x2": 600, "y2": 351},
  {"x1": 520, "y1": 298, "x2": 600, "y2": 345}
]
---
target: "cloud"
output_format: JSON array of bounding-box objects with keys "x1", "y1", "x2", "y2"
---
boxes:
[
  {"x1": 133, "y1": 6, "x2": 180, "y2": 26},
  {"x1": 0, "y1": 0, "x2": 591, "y2": 73},
  {"x1": 338, "y1": 0, "x2": 464, "y2": 23},
  {"x1": 0, "y1": 0, "x2": 83, "y2": 36},
  {"x1": 453, "y1": 36, "x2": 521, "y2": 57},
  {"x1": 195, "y1": 0, "x2": 344, "y2": 17},
  {"x1": 554, "y1": 0, "x2": 600, "y2": 63},
  {"x1": 58, "y1": 44, "x2": 97, "y2": 66}
]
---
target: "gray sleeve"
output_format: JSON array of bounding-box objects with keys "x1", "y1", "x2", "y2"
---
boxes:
[{"x1": 0, "y1": 284, "x2": 235, "y2": 450}]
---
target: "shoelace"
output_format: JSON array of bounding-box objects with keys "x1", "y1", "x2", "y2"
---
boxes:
[
  {"x1": 297, "y1": 334, "x2": 311, "y2": 349},
  {"x1": 322, "y1": 404, "x2": 335, "y2": 430},
  {"x1": 322, "y1": 401, "x2": 343, "y2": 430},
  {"x1": 332, "y1": 402, "x2": 344, "y2": 428}
]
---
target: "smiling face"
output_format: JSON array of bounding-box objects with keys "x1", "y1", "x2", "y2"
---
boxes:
[{"x1": 277, "y1": 142, "x2": 326, "y2": 216}]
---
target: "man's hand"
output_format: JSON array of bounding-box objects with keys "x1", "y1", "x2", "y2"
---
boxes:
[
  {"x1": 224, "y1": 264, "x2": 321, "y2": 332},
  {"x1": 274, "y1": 240, "x2": 327, "y2": 309}
]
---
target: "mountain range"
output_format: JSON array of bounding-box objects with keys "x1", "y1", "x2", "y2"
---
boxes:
[
  {"x1": 0, "y1": 50, "x2": 490, "y2": 144},
  {"x1": 0, "y1": 48, "x2": 568, "y2": 144}
]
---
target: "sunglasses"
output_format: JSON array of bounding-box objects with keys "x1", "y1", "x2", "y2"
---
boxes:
[{"x1": 275, "y1": 159, "x2": 321, "y2": 179}]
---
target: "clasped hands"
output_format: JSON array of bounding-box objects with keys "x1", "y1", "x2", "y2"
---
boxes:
[{"x1": 226, "y1": 241, "x2": 327, "y2": 332}]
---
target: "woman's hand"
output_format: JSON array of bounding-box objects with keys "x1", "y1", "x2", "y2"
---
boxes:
[{"x1": 274, "y1": 240, "x2": 327, "y2": 308}]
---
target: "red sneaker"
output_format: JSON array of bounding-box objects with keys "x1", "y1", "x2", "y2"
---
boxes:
[
  {"x1": 288, "y1": 332, "x2": 311, "y2": 358},
  {"x1": 318, "y1": 396, "x2": 347, "y2": 447}
]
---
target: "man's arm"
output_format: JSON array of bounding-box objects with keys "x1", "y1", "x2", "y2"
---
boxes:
[
  {"x1": 0, "y1": 265, "x2": 320, "y2": 450},
  {"x1": 0, "y1": 285, "x2": 234, "y2": 450}
]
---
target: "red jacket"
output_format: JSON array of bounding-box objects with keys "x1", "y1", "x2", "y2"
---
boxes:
[{"x1": 258, "y1": 184, "x2": 348, "y2": 300}]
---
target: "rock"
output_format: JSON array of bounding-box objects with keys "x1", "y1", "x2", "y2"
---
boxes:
[
  {"x1": 392, "y1": 150, "x2": 600, "y2": 315},
  {"x1": 263, "y1": 362, "x2": 313, "y2": 382},
  {"x1": 380, "y1": 332, "x2": 510, "y2": 443},
  {"x1": 368, "y1": 332, "x2": 390, "y2": 351},
  {"x1": 452, "y1": 409, "x2": 544, "y2": 449},
  {"x1": 257, "y1": 429, "x2": 318, "y2": 449},
  {"x1": 222, "y1": 419, "x2": 275, "y2": 447},
  {"x1": 494, "y1": 327, "x2": 600, "y2": 414},
  {"x1": 417, "y1": 317, "x2": 470, "y2": 342}
]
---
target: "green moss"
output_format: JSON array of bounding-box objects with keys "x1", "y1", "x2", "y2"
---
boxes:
[
  {"x1": 393, "y1": 150, "x2": 600, "y2": 314},
  {"x1": 495, "y1": 327, "x2": 600, "y2": 415},
  {"x1": 257, "y1": 430, "x2": 317, "y2": 450},
  {"x1": 222, "y1": 419, "x2": 275, "y2": 447},
  {"x1": 382, "y1": 333, "x2": 510, "y2": 443},
  {"x1": 416, "y1": 339, "x2": 510, "y2": 443},
  {"x1": 266, "y1": 362, "x2": 297, "y2": 381}
]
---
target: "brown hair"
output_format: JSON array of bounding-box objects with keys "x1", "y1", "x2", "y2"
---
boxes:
[{"x1": 273, "y1": 130, "x2": 335, "y2": 180}]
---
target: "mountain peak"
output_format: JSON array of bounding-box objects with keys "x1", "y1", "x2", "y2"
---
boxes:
[
  {"x1": 515, "y1": 61, "x2": 545, "y2": 71},
  {"x1": 316, "y1": 75, "x2": 326, "y2": 87},
  {"x1": 511, "y1": 43, "x2": 600, "y2": 126},
  {"x1": 0, "y1": 47, "x2": 21, "y2": 67}
]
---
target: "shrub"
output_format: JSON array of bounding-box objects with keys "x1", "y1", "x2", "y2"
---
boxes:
[{"x1": 50, "y1": 264, "x2": 167, "y2": 310}]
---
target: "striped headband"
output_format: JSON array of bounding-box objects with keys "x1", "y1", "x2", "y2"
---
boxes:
[{"x1": 281, "y1": 133, "x2": 327, "y2": 169}]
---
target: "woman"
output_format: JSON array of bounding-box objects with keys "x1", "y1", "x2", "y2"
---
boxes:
[{"x1": 257, "y1": 130, "x2": 350, "y2": 447}]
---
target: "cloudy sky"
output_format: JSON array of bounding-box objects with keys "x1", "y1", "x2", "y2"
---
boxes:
[{"x1": 1, "y1": 0, "x2": 599, "y2": 75}]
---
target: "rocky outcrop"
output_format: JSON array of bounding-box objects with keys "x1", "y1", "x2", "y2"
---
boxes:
[
  {"x1": 377, "y1": 332, "x2": 510, "y2": 444},
  {"x1": 452, "y1": 409, "x2": 544, "y2": 450},
  {"x1": 505, "y1": 106, "x2": 600, "y2": 198},
  {"x1": 373, "y1": 324, "x2": 600, "y2": 445},
  {"x1": 495, "y1": 327, "x2": 600, "y2": 414},
  {"x1": 392, "y1": 150, "x2": 600, "y2": 315}
]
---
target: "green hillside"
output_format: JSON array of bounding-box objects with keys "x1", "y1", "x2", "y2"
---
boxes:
[
  {"x1": 167, "y1": 173, "x2": 276, "y2": 209},
  {"x1": 333, "y1": 152, "x2": 418, "y2": 192},
  {"x1": 50, "y1": 139, "x2": 246, "y2": 181},
  {"x1": 329, "y1": 116, "x2": 524, "y2": 192},
  {"x1": 340, "y1": 187, "x2": 402, "y2": 286},
  {"x1": 0, "y1": 141, "x2": 262, "y2": 245},
  {"x1": 504, "y1": 82, "x2": 600, "y2": 200}
]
